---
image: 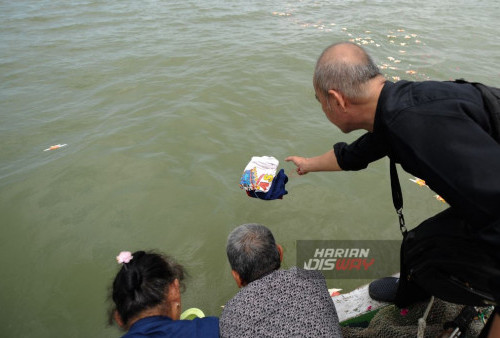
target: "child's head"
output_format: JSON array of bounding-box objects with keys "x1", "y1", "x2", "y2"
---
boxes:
[{"x1": 109, "y1": 250, "x2": 185, "y2": 327}]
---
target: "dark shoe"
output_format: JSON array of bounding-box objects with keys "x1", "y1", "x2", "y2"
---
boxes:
[{"x1": 369, "y1": 277, "x2": 399, "y2": 303}]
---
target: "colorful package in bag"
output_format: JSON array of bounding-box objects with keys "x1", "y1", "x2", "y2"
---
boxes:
[
  {"x1": 239, "y1": 156, "x2": 288, "y2": 200},
  {"x1": 246, "y1": 169, "x2": 288, "y2": 200},
  {"x1": 239, "y1": 156, "x2": 279, "y2": 193}
]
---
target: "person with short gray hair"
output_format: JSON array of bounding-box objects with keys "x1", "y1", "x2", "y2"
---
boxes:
[
  {"x1": 226, "y1": 223, "x2": 281, "y2": 286},
  {"x1": 313, "y1": 42, "x2": 380, "y2": 102},
  {"x1": 220, "y1": 224, "x2": 342, "y2": 338},
  {"x1": 285, "y1": 41, "x2": 500, "y2": 335}
]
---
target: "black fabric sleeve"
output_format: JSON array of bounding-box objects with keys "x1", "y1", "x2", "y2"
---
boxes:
[{"x1": 333, "y1": 132, "x2": 388, "y2": 171}]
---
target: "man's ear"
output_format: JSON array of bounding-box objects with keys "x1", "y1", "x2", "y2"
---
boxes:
[
  {"x1": 113, "y1": 310, "x2": 125, "y2": 328},
  {"x1": 277, "y1": 244, "x2": 284, "y2": 263},
  {"x1": 328, "y1": 89, "x2": 347, "y2": 110},
  {"x1": 231, "y1": 270, "x2": 245, "y2": 288}
]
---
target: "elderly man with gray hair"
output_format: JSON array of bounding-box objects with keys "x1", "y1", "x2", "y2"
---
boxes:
[{"x1": 219, "y1": 223, "x2": 342, "y2": 338}]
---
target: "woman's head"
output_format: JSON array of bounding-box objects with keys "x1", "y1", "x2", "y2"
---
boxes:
[{"x1": 109, "y1": 250, "x2": 185, "y2": 327}]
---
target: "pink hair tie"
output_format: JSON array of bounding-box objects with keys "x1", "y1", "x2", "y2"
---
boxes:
[{"x1": 116, "y1": 251, "x2": 133, "y2": 264}]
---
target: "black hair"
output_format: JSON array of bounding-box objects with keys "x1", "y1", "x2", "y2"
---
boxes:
[{"x1": 108, "y1": 251, "x2": 185, "y2": 326}]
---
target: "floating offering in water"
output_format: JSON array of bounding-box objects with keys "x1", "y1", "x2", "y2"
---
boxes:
[
  {"x1": 409, "y1": 177, "x2": 427, "y2": 187},
  {"x1": 410, "y1": 178, "x2": 446, "y2": 203},
  {"x1": 435, "y1": 195, "x2": 446, "y2": 203},
  {"x1": 272, "y1": 11, "x2": 291, "y2": 16},
  {"x1": 44, "y1": 144, "x2": 67, "y2": 151}
]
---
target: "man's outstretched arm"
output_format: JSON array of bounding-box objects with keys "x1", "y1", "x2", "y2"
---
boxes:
[{"x1": 285, "y1": 149, "x2": 342, "y2": 175}]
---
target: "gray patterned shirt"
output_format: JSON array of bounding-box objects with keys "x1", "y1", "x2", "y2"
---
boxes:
[{"x1": 220, "y1": 267, "x2": 343, "y2": 337}]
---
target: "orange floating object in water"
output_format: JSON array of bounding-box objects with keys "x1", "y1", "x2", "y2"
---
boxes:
[
  {"x1": 409, "y1": 177, "x2": 427, "y2": 187},
  {"x1": 44, "y1": 144, "x2": 67, "y2": 151},
  {"x1": 435, "y1": 195, "x2": 446, "y2": 203}
]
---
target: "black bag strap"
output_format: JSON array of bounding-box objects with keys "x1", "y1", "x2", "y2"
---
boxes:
[{"x1": 390, "y1": 160, "x2": 408, "y2": 237}]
